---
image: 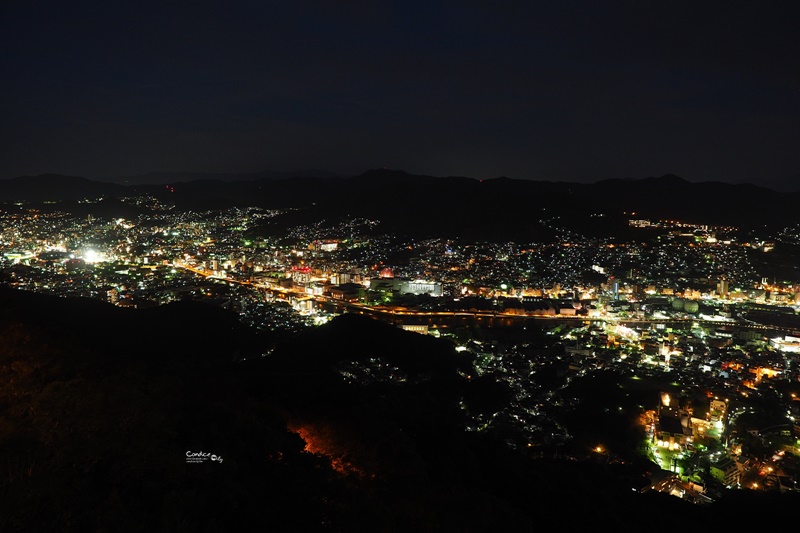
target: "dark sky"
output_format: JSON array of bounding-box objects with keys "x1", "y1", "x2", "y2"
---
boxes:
[{"x1": 2, "y1": 0, "x2": 798, "y2": 188}]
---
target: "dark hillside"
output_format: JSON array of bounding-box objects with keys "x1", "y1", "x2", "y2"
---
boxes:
[{"x1": 0, "y1": 288, "x2": 797, "y2": 531}]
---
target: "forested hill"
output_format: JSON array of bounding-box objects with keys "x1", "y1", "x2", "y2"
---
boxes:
[{"x1": 0, "y1": 287, "x2": 798, "y2": 531}]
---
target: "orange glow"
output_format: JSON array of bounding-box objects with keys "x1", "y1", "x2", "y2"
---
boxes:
[
  {"x1": 758, "y1": 367, "x2": 779, "y2": 379},
  {"x1": 288, "y1": 420, "x2": 370, "y2": 478}
]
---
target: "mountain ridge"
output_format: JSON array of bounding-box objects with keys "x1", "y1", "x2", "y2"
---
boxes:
[{"x1": 1, "y1": 170, "x2": 796, "y2": 235}]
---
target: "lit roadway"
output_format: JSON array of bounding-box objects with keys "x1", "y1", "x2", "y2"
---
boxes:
[
  {"x1": 174, "y1": 264, "x2": 797, "y2": 334},
  {"x1": 176, "y1": 263, "x2": 312, "y2": 299}
]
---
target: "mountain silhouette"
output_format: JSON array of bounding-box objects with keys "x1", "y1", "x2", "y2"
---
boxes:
[{"x1": 2, "y1": 171, "x2": 797, "y2": 236}]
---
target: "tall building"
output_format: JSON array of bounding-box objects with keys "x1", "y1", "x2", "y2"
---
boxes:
[{"x1": 717, "y1": 278, "x2": 729, "y2": 298}]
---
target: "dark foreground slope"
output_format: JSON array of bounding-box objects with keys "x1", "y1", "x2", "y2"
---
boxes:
[{"x1": 0, "y1": 287, "x2": 797, "y2": 532}]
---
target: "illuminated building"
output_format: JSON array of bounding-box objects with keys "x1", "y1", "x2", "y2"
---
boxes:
[
  {"x1": 331, "y1": 272, "x2": 352, "y2": 285},
  {"x1": 717, "y1": 278, "x2": 729, "y2": 297},
  {"x1": 770, "y1": 336, "x2": 800, "y2": 353},
  {"x1": 367, "y1": 277, "x2": 443, "y2": 297},
  {"x1": 308, "y1": 240, "x2": 339, "y2": 252},
  {"x1": 291, "y1": 265, "x2": 312, "y2": 284},
  {"x1": 653, "y1": 393, "x2": 694, "y2": 450},
  {"x1": 401, "y1": 325, "x2": 429, "y2": 335},
  {"x1": 708, "y1": 399, "x2": 727, "y2": 423},
  {"x1": 400, "y1": 279, "x2": 443, "y2": 297},
  {"x1": 710, "y1": 456, "x2": 740, "y2": 487},
  {"x1": 329, "y1": 283, "x2": 361, "y2": 301}
]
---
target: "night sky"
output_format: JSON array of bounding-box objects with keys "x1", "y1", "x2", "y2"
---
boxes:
[{"x1": 2, "y1": 1, "x2": 798, "y2": 188}]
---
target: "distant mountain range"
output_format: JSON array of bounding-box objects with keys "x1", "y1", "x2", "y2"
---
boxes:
[
  {"x1": 1, "y1": 170, "x2": 797, "y2": 238},
  {"x1": 102, "y1": 169, "x2": 345, "y2": 185},
  {"x1": 0, "y1": 174, "x2": 129, "y2": 202},
  {"x1": 750, "y1": 173, "x2": 800, "y2": 193}
]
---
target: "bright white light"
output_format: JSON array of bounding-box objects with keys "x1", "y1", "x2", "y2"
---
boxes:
[{"x1": 83, "y1": 249, "x2": 104, "y2": 263}]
